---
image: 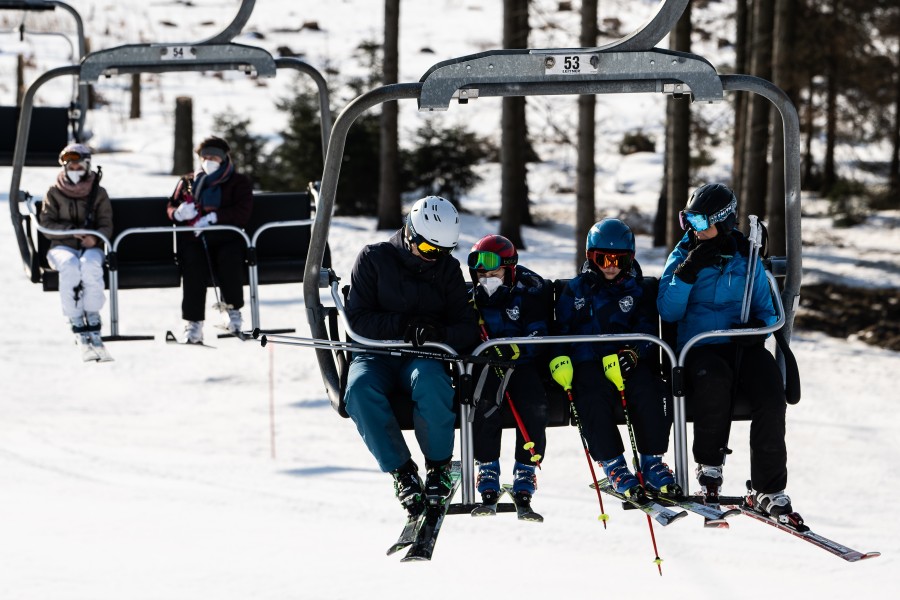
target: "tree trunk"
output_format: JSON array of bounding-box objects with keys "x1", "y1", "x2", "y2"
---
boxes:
[
  {"x1": 130, "y1": 73, "x2": 141, "y2": 119},
  {"x1": 575, "y1": 0, "x2": 598, "y2": 267},
  {"x1": 740, "y1": 0, "x2": 775, "y2": 232},
  {"x1": 732, "y1": 0, "x2": 749, "y2": 192},
  {"x1": 890, "y1": 42, "x2": 900, "y2": 205},
  {"x1": 665, "y1": 3, "x2": 692, "y2": 248},
  {"x1": 173, "y1": 97, "x2": 193, "y2": 175},
  {"x1": 377, "y1": 0, "x2": 402, "y2": 230},
  {"x1": 499, "y1": 0, "x2": 530, "y2": 248},
  {"x1": 767, "y1": 0, "x2": 797, "y2": 256}
]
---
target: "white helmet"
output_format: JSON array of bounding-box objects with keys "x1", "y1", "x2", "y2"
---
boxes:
[{"x1": 406, "y1": 196, "x2": 460, "y2": 256}]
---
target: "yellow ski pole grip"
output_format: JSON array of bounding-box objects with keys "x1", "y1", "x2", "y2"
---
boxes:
[
  {"x1": 549, "y1": 355, "x2": 573, "y2": 391},
  {"x1": 602, "y1": 354, "x2": 625, "y2": 392}
]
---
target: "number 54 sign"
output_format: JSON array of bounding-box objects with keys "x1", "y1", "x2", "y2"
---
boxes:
[{"x1": 544, "y1": 54, "x2": 599, "y2": 75}]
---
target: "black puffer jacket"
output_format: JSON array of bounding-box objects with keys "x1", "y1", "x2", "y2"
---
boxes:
[{"x1": 346, "y1": 230, "x2": 479, "y2": 352}]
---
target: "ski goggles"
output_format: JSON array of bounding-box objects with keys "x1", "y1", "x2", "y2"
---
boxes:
[
  {"x1": 60, "y1": 150, "x2": 88, "y2": 164},
  {"x1": 407, "y1": 224, "x2": 453, "y2": 259},
  {"x1": 679, "y1": 198, "x2": 738, "y2": 232},
  {"x1": 587, "y1": 249, "x2": 633, "y2": 270},
  {"x1": 467, "y1": 250, "x2": 515, "y2": 272}
]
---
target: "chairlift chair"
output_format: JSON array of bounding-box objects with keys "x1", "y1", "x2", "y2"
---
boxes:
[{"x1": 303, "y1": 0, "x2": 803, "y2": 504}]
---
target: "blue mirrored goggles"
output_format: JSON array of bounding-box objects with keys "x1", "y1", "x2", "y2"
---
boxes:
[
  {"x1": 679, "y1": 198, "x2": 738, "y2": 232},
  {"x1": 679, "y1": 211, "x2": 712, "y2": 232}
]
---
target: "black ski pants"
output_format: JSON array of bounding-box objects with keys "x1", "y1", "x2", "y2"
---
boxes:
[
  {"x1": 686, "y1": 343, "x2": 787, "y2": 494},
  {"x1": 473, "y1": 365, "x2": 548, "y2": 466},
  {"x1": 571, "y1": 359, "x2": 672, "y2": 462},
  {"x1": 179, "y1": 231, "x2": 246, "y2": 322}
]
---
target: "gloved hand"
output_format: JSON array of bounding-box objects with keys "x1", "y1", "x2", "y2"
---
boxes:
[
  {"x1": 492, "y1": 343, "x2": 520, "y2": 362},
  {"x1": 403, "y1": 317, "x2": 446, "y2": 347},
  {"x1": 617, "y1": 348, "x2": 638, "y2": 379},
  {"x1": 730, "y1": 317, "x2": 767, "y2": 347},
  {"x1": 192, "y1": 212, "x2": 218, "y2": 236},
  {"x1": 674, "y1": 239, "x2": 722, "y2": 284},
  {"x1": 173, "y1": 201, "x2": 198, "y2": 222}
]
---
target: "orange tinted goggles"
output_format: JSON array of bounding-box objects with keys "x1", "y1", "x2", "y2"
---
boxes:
[{"x1": 588, "y1": 250, "x2": 633, "y2": 270}]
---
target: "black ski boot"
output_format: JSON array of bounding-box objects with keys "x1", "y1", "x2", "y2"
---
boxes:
[
  {"x1": 391, "y1": 459, "x2": 424, "y2": 516},
  {"x1": 424, "y1": 459, "x2": 453, "y2": 507}
]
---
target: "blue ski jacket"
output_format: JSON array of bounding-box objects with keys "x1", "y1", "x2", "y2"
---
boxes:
[
  {"x1": 657, "y1": 230, "x2": 776, "y2": 352},
  {"x1": 473, "y1": 265, "x2": 551, "y2": 364},
  {"x1": 554, "y1": 261, "x2": 657, "y2": 364}
]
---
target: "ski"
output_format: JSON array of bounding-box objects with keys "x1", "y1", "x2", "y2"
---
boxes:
[
  {"x1": 87, "y1": 331, "x2": 114, "y2": 362},
  {"x1": 470, "y1": 488, "x2": 506, "y2": 517},
  {"x1": 648, "y1": 493, "x2": 740, "y2": 526},
  {"x1": 729, "y1": 503, "x2": 880, "y2": 562},
  {"x1": 401, "y1": 462, "x2": 462, "y2": 562},
  {"x1": 591, "y1": 479, "x2": 688, "y2": 526},
  {"x1": 386, "y1": 512, "x2": 423, "y2": 556},
  {"x1": 501, "y1": 484, "x2": 543, "y2": 522},
  {"x1": 165, "y1": 330, "x2": 216, "y2": 348},
  {"x1": 75, "y1": 332, "x2": 100, "y2": 362},
  {"x1": 215, "y1": 325, "x2": 251, "y2": 341}
]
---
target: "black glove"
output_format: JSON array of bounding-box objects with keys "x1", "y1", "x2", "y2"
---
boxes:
[
  {"x1": 617, "y1": 348, "x2": 638, "y2": 379},
  {"x1": 730, "y1": 317, "x2": 767, "y2": 347},
  {"x1": 674, "y1": 239, "x2": 722, "y2": 284},
  {"x1": 491, "y1": 343, "x2": 520, "y2": 362},
  {"x1": 403, "y1": 318, "x2": 446, "y2": 347}
]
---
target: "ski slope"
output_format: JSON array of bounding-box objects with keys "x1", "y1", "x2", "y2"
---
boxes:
[{"x1": 2, "y1": 1, "x2": 897, "y2": 597}]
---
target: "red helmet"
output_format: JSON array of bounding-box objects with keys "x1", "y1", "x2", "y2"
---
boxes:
[{"x1": 467, "y1": 234, "x2": 518, "y2": 287}]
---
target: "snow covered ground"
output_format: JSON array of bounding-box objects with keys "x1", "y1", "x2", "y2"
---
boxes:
[{"x1": 2, "y1": 1, "x2": 898, "y2": 598}]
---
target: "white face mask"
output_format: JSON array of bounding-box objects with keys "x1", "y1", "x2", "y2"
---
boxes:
[
  {"x1": 478, "y1": 276, "x2": 504, "y2": 296},
  {"x1": 66, "y1": 170, "x2": 84, "y2": 184},
  {"x1": 202, "y1": 159, "x2": 221, "y2": 175}
]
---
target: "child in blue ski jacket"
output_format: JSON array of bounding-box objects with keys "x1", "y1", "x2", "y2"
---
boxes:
[
  {"x1": 657, "y1": 183, "x2": 795, "y2": 522},
  {"x1": 554, "y1": 219, "x2": 676, "y2": 499},
  {"x1": 467, "y1": 234, "x2": 551, "y2": 511}
]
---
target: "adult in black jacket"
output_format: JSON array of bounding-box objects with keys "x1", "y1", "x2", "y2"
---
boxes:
[
  {"x1": 344, "y1": 196, "x2": 479, "y2": 516},
  {"x1": 167, "y1": 136, "x2": 253, "y2": 344}
]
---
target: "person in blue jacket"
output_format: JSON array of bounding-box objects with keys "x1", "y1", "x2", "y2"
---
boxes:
[
  {"x1": 467, "y1": 234, "x2": 551, "y2": 511},
  {"x1": 344, "y1": 196, "x2": 480, "y2": 517},
  {"x1": 554, "y1": 219, "x2": 676, "y2": 499},
  {"x1": 657, "y1": 183, "x2": 795, "y2": 521}
]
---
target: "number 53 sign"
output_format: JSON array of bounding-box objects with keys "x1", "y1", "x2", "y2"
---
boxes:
[{"x1": 544, "y1": 54, "x2": 599, "y2": 75}]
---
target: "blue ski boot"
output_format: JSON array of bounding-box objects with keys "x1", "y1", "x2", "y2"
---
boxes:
[
  {"x1": 640, "y1": 454, "x2": 681, "y2": 497},
  {"x1": 476, "y1": 460, "x2": 501, "y2": 504},
  {"x1": 599, "y1": 455, "x2": 642, "y2": 498}
]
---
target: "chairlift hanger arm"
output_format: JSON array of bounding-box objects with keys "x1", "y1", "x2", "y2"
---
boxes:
[
  {"x1": 418, "y1": 48, "x2": 723, "y2": 111},
  {"x1": 79, "y1": 43, "x2": 277, "y2": 81}
]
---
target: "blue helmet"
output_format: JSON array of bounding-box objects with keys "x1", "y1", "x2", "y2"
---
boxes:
[{"x1": 585, "y1": 218, "x2": 635, "y2": 253}]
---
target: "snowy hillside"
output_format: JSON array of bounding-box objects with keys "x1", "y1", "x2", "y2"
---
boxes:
[{"x1": 1, "y1": 1, "x2": 897, "y2": 598}]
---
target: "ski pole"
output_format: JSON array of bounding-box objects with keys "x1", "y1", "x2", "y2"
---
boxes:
[
  {"x1": 200, "y1": 233, "x2": 228, "y2": 312},
  {"x1": 549, "y1": 356, "x2": 608, "y2": 528},
  {"x1": 602, "y1": 354, "x2": 664, "y2": 575},
  {"x1": 476, "y1": 318, "x2": 541, "y2": 465},
  {"x1": 254, "y1": 330, "x2": 516, "y2": 368}
]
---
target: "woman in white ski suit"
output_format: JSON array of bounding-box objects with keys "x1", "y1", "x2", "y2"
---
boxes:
[{"x1": 39, "y1": 144, "x2": 113, "y2": 331}]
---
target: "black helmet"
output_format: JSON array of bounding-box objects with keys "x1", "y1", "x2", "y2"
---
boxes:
[{"x1": 681, "y1": 183, "x2": 738, "y2": 234}]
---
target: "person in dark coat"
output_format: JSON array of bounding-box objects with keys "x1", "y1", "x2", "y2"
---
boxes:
[
  {"x1": 167, "y1": 136, "x2": 252, "y2": 343},
  {"x1": 554, "y1": 219, "x2": 676, "y2": 499},
  {"x1": 467, "y1": 234, "x2": 551, "y2": 511},
  {"x1": 343, "y1": 196, "x2": 479, "y2": 516}
]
